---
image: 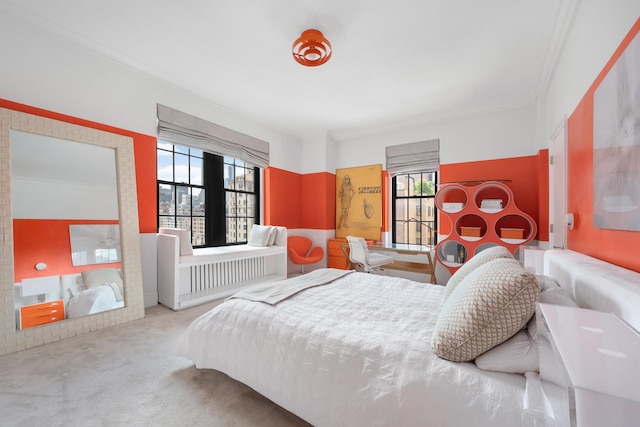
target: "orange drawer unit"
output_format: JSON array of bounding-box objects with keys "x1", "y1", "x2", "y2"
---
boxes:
[
  {"x1": 20, "y1": 300, "x2": 65, "y2": 329},
  {"x1": 328, "y1": 238, "x2": 349, "y2": 269}
]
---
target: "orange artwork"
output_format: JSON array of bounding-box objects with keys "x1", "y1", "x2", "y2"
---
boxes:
[{"x1": 335, "y1": 164, "x2": 382, "y2": 240}]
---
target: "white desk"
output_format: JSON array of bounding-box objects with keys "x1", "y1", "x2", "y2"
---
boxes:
[{"x1": 341, "y1": 243, "x2": 435, "y2": 283}]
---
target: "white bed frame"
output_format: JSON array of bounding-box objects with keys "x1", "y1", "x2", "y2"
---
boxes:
[
  {"x1": 543, "y1": 249, "x2": 640, "y2": 332},
  {"x1": 157, "y1": 234, "x2": 288, "y2": 310}
]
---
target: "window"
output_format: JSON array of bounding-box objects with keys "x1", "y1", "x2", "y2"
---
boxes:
[
  {"x1": 392, "y1": 171, "x2": 437, "y2": 246},
  {"x1": 157, "y1": 143, "x2": 259, "y2": 247},
  {"x1": 224, "y1": 157, "x2": 257, "y2": 244}
]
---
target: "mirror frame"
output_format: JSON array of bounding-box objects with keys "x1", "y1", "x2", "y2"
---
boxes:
[{"x1": 0, "y1": 108, "x2": 145, "y2": 355}]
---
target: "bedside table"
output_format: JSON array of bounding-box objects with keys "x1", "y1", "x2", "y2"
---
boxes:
[
  {"x1": 537, "y1": 303, "x2": 640, "y2": 427},
  {"x1": 19, "y1": 300, "x2": 65, "y2": 329}
]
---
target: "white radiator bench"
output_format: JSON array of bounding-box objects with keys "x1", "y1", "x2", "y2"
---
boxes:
[{"x1": 157, "y1": 234, "x2": 287, "y2": 310}]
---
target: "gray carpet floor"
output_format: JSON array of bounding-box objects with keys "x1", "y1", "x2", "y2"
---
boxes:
[{"x1": 0, "y1": 301, "x2": 311, "y2": 427}]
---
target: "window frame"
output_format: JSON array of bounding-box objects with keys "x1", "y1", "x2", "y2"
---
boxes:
[
  {"x1": 157, "y1": 143, "x2": 260, "y2": 247},
  {"x1": 391, "y1": 171, "x2": 438, "y2": 246}
]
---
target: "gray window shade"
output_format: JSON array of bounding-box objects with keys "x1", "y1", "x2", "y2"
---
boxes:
[
  {"x1": 385, "y1": 139, "x2": 440, "y2": 175},
  {"x1": 157, "y1": 104, "x2": 269, "y2": 168}
]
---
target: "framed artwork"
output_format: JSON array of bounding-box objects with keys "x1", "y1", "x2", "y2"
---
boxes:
[
  {"x1": 593, "y1": 29, "x2": 640, "y2": 231},
  {"x1": 336, "y1": 164, "x2": 382, "y2": 240}
]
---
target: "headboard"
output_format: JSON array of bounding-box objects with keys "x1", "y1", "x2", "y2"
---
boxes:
[{"x1": 543, "y1": 249, "x2": 640, "y2": 332}]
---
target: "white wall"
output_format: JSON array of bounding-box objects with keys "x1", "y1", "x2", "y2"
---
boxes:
[
  {"x1": 543, "y1": 1, "x2": 640, "y2": 144},
  {"x1": 2, "y1": 3, "x2": 638, "y2": 173},
  {"x1": 334, "y1": 104, "x2": 538, "y2": 169},
  {"x1": 0, "y1": 12, "x2": 302, "y2": 173}
]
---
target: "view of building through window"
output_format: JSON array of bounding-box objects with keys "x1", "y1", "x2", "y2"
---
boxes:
[
  {"x1": 392, "y1": 172, "x2": 437, "y2": 246},
  {"x1": 157, "y1": 143, "x2": 258, "y2": 246},
  {"x1": 224, "y1": 157, "x2": 256, "y2": 243}
]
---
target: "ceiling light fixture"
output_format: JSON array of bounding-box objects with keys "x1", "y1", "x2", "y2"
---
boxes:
[{"x1": 292, "y1": 29, "x2": 332, "y2": 67}]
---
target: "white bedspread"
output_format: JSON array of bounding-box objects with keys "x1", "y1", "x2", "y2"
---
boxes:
[
  {"x1": 228, "y1": 268, "x2": 353, "y2": 305},
  {"x1": 66, "y1": 285, "x2": 124, "y2": 318},
  {"x1": 176, "y1": 270, "x2": 535, "y2": 427}
]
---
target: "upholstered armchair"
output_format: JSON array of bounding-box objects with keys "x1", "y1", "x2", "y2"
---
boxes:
[{"x1": 287, "y1": 236, "x2": 324, "y2": 274}]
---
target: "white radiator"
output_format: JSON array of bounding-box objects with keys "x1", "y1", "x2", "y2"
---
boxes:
[
  {"x1": 188, "y1": 257, "x2": 265, "y2": 293},
  {"x1": 157, "y1": 233, "x2": 287, "y2": 310}
]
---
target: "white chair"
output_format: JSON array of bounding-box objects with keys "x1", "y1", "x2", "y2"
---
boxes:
[{"x1": 346, "y1": 236, "x2": 394, "y2": 273}]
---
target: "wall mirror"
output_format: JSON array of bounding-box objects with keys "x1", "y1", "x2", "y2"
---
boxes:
[{"x1": 0, "y1": 108, "x2": 145, "y2": 355}]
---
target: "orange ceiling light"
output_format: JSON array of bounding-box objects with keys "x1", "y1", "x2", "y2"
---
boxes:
[{"x1": 292, "y1": 29, "x2": 332, "y2": 67}]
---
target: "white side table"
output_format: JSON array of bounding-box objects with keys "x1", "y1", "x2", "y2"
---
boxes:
[
  {"x1": 520, "y1": 245, "x2": 545, "y2": 274},
  {"x1": 537, "y1": 303, "x2": 640, "y2": 427}
]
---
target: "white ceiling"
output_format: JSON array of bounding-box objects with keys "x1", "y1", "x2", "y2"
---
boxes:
[{"x1": 3, "y1": 0, "x2": 573, "y2": 140}]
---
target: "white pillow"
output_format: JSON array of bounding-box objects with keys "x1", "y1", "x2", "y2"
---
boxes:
[
  {"x1": 248, "y1": 225, "x2": 272, "y2": 247},
  {"x1": 266, "y1": 226, "x2": 277, "y2": 246},
  {"x1": 475, "y1": 330, "x2": 538, "y2": 374},
  {"x1": 528, "y1": 286, "x2": 578, "y2": 344},
  {"x1": 159, "y1": 228, "x2": 194, "y2": 256},
  {"x1": 477, "y1": 282, "x2": 578, "y2": 374},
  {"x1": 274, "y1": 226, "x2": 287, "y2": 246},
  {"x1": 432, "y1": 258, "x2": 540, "y2": 362}
]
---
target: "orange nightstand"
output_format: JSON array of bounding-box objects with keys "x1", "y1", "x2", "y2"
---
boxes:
[{"x1": 19, "y1": 300, "x2": 65, "y2": 329}]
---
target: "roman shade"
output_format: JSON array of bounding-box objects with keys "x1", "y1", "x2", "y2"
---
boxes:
[
  {"x1": 157, "y1": 104, "x2": 270, "y2": 168},
  {"x1": 385, "y1": 139, "x2": 440, "y2": 175}
]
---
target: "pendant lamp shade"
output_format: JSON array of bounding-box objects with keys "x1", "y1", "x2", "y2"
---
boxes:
[{"x1": 292, "y1": 29, "x2": 332, "y2": 67}]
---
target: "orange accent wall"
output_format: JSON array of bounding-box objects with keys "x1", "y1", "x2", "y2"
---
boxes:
[
  {"x1": 566, "y1": 18, "x2": 640, "y2": 272},
  {"x1": 440, "y1": 151, "x2": 549, "y2": 241},
  {"x1": 264, "y1": 167, "x2": 336, "y2": 230},
  {"x1": 0, "y1": 99, "x2": 157, "y2": 233},
  {"x1": 13, "y1": 219, "x2": 121, "y2": 282},
  {"x1": 301, "y1": 172, "x2": 336, "y2": 230},
  {"x1": 264, "y1": 167, "x2": 302, "y2": 228}
]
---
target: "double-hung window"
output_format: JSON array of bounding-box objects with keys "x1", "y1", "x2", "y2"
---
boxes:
[
  {"x1": 157, "y1": 142, "x2": 259, "y2": 247},
  {"x1": 386, "y1": 139, "x2": 440, "y2": 246},
  {"x1": 392, "y1": 171, "x2": 438, "y2": 246}
]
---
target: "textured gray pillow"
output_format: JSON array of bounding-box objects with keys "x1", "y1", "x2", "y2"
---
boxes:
[
  {"x1": 444, "y1": 245, "x2": 513, "y2": 299},
  {"x1": 432, "y1": 258, "x2": 540, "y2": 362}
]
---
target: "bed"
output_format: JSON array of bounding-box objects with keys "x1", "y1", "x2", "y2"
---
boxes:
[
  {"x1": 176, "y1": 248, "x2": 640, "y2": 426},
  {"x1": 61, "y1": 268, "x2": 125, "y2": 318}
]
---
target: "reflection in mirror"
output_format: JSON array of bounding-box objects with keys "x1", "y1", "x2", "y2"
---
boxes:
[
  {"x1": 10, "y1": 130, "x2": 125, "y2": 329},
  {"x1": 70, "y1": 224, "x2": 121, "y2": 266}
]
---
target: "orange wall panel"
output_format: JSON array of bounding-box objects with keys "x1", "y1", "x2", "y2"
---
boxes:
[
  {"x1": 301, "y1": 172, "x2": 336, "y2": 230},
  {"x1": 264, "y1": 167, "x2": 302, "y2": 228},
  {"x1": 13, "y1": 219, "x2": 121, "y2": 282},
  {"x1": 0, "y1": 99, "x2": 157, "y2": 233},
  {"x1": 565, "y1": 18, "x2": 640, "y2": 272},
  {"x1": 265, "y1": 168, "x2": 336, "y2": 230}
]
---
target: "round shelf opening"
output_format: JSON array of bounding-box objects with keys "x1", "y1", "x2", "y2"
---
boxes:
[
  {"x1": 455, "y1": 214, "x2": 488, "y2": 241},
  {"x1": 436, "y1": 184, "x2": 467, "y2": 213},
  {"x1": 475, "y1": 183, "x2": 511, "y2": 213},
  {"x1": 474, "y1": 243, "x2": 500, "y2": 256},
  {"x1": 437, "y1": 240, "x2": 468, "y2": 266},
  {"x1": 495, "y1": 214, "x2": 534, "y2": 244}
]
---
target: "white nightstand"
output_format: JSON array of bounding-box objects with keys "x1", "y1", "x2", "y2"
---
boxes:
[
  {"x1": 520, "y1": 245, "x2": 545, "y2": 274},
  {"x1": 537, "y1": 303, "x2": 640, "y2": 427}
]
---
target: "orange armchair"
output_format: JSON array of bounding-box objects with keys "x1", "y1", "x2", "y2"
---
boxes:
[{"x1": 287, "y1": 236, "x2": 324, "y2": 274}]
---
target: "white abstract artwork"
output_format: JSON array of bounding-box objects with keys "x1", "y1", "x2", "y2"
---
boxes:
[{"x1": 593, "y1": 30, "x2": 640, "y2": 231}]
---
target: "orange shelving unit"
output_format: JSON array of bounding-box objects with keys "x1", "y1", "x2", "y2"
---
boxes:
[{"x1": 435, "y1": 180, "x2": 537, "y2": 275}]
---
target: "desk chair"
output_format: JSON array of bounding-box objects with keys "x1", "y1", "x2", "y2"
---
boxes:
[{"x1": 346, "y1": 236, "x2": 394, "y2": 273}]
